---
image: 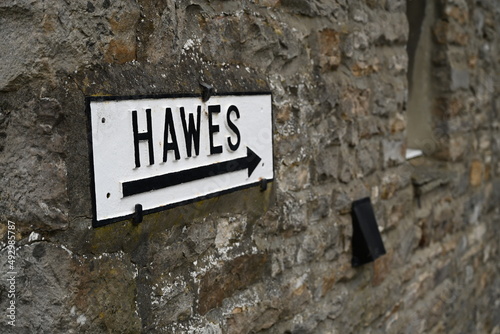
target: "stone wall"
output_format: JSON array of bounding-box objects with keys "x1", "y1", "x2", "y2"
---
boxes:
[{"x1": 0, "y1": 0, "x2": 499, "y2": 333}]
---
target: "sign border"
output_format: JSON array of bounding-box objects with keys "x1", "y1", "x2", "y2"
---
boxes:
[{"x1": 86, "y1": 91, "x2": 274, "y2": 228}]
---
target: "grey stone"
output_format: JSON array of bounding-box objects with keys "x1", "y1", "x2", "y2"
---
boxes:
[
  {"x1": 451, "y1": 67, "x2": 470, "y2": 91},
  {"x1": 382, "y1": 139, "x2": 405, "y2": 168}
]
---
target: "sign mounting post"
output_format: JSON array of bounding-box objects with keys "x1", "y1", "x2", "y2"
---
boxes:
[{"x1": 87, "y1": 93, "x2": 273, "y2": 227}]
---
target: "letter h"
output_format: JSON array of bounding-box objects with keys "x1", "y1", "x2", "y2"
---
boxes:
[{"x1": 132, "y1": 109, "x2": 154, "y2": 167}]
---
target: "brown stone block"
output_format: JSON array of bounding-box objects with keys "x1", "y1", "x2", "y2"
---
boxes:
[
  {"x1": 351, "y1": 60, "x2": 380, "y2": 77},
  {"x1": 335, "y1": 253, "x2": 356, "y2": 281},
  {"x1": 433, "y1": 96, "x2": 464, "y2": 119},
  {"x1": 468, "y1": 55, "x2": 478, "y2": 69},
  {"x1": 226, "y1": 306, "x2": 280, "y2": 334},
  {"x1": 373, "y1": 249, "x2": 393, "y2": 286},
  {"x1": 72, "y1": 254, "x2": 142, "y2": 332},
  {"x1": 470, "y1": 160, "x2": 484, "y2": 187},
  {"x1": 256, "y1": 0, "x2": 280, "y2": 7},
  {"x1": 449, "y1": 25, "x2": 468, "y2": 46},
  {"x1": 105, "y1": 39, "x2": 137, "y2": 64},
  {"x1": 321, "y1": 271, "x2": 337, "y2": 296},
  {"x1": 198, "y1": 254, "x2": 269, "y2": 315},
  {"x1": 433, "y1": 20, "x2": 449, "y2": 45},
  {"x1": 445, "y1": 5, "x2": 469, "y2": 24},
  {"x1": 390, "y1": 113, "x2": 406, "y2": 134},
  {"x1": 448, "y1": 97, "x2": 465, "y2": 116},
  {"x1": 276, "y1": 104, "x2": 291, "y2": 123},
  {"x1": 319, "y1": 29, "x2": 341, "y2": 72},
  {"x1": 380, "y1": 174, "x2": 402, "y2": 200},
  {"x1": 103, "y1": 4, "x2": 140, "y2": 65},
  {"x1": 432, "y1": 97, "x2": 447, "y2": 119},
  {"x1": 109, "y1": 11, "x2": 140, "y2": 34},
  {"x1": 433, "y1": 20, "x2": 468, "y2": 46},
  {"x1": 339, "y1": 87, "x2": 371, "y2": 118},
  {"x1": 42, "y1": 13, "x2": 57, "y2": 33}
]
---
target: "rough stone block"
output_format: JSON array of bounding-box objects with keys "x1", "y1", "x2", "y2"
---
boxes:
[
  {"x1": 314, "y1": 146, "x2": 339, "y2": 182},
  {"x1": 451, "y1": 67, "x2": 470, "y2": 91},
  {"x1": 385, "y1": 0, "x2": 405, "y2": 12},
  {"x1": 390, "y1": 113, "x2": 406, "y2": 134},
  {"x1": 104, "y1": 39, "x2": 137, "y2": 64},
  {"x1": 372, "y1": 250, "x2": 393, "y2": 286},
  {"x1": 281, "y1": 0, "x2": 340, "y2": 17},
  {"x1": 434, "y1": 135, "x2": 468, "y2": 161},
  {"x1": 357, "y1": 145, "x2": 377, "y2": 176},
  {"x1": 339, "y1": 87, "x2": 372, "y2": 119},
  {"x1": 73, "y1": 253, "x2": 142, "y2": 333},
  {"x1": 433, "y1": 19, "x2": 469, "y2": 45},
  {"x1": 198, "y1": 254, "x2": 269, "y2": 315},
  {"x1": 470, "y1": 160, "x2": 484, "y2": 187},
  {"x1": 0, "y1": 95, "x2": 68, "y2": 228},
  {"x1": 382, "y1": 140, "x2": 405, "y2": 168},
  {"x1": 319, "y1": 29, "x2": 342, "y2": 72},
  {"x1": 445, "y1": 5, "x2": 469, "y2": 24}
]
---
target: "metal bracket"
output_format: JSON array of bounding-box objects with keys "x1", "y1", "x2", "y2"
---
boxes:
[
  {"x1": 133, "y1": 204, "x2": 143, "y2": 225},
  {"x1": 351, "y1": 197, "x2": 386, "y2": 267},
  {"x1": 200, "y1": 82, "x2": 214, "y2": 102},
  {"x1": 259, "y1": 178, "x2": 268, "y2": 192}
]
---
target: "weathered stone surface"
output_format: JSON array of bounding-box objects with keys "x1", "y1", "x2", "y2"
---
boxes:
[
  {"x1": 72, "y1": 252, "x2": 142, "y2": 333},
  {"x1": 382, "y1": 139, "x2": 405, "y2": 168},
  {"x1": 0, "y1": 93, "x2": 68, "y2": 228},
  {"x1": 198, "y1": 254, "x2": 269, "y2": 315},
  {"x1": 0, "y1": 0, "x2": 499, "y2": 333},
  {"x1": 318, "y1": 29, "x2": 342, "y2": 72},
  {"x1": 450, "y1": 66, "x2": 470, "y2": 91},
  {"x1": 0, "y1": 243, "x2": 75, "y2": 332}
]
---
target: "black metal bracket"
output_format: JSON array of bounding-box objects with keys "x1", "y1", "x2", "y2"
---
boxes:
[
  {"x1": 200, "y1": 82, "x2": 214, "y2": 102},
  {"x1": 133, "y1": 204, "x2": 143, "y2": 225},
  {"x1": 259, "y1": 178, "x2": 268, "y2": 191},
  {"x1": 351, "y1": 197, "x2": 386, "y2": 267}
]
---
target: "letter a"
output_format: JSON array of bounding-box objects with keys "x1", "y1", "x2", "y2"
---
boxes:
[{"x1": 163, "y1": 108, "x2": 181, "y2": 162}]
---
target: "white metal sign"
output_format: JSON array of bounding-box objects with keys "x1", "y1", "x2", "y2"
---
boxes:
[{"x1": 87, "y1": 93, "x2": 273, "y2": 227}]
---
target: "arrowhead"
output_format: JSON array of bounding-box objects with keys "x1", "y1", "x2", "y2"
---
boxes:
[{"x1": 246, "y1": 147, "x2": 262, "y2": 177}]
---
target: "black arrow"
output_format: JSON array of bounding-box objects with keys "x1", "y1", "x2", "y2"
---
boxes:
[{"x1": 122, "y1": 147, "x2": 262, "y2": 197}]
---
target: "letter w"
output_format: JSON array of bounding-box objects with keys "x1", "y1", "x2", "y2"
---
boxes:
[{"x1": 180, "y1": 106, "x2": 201, "y2": 157}]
